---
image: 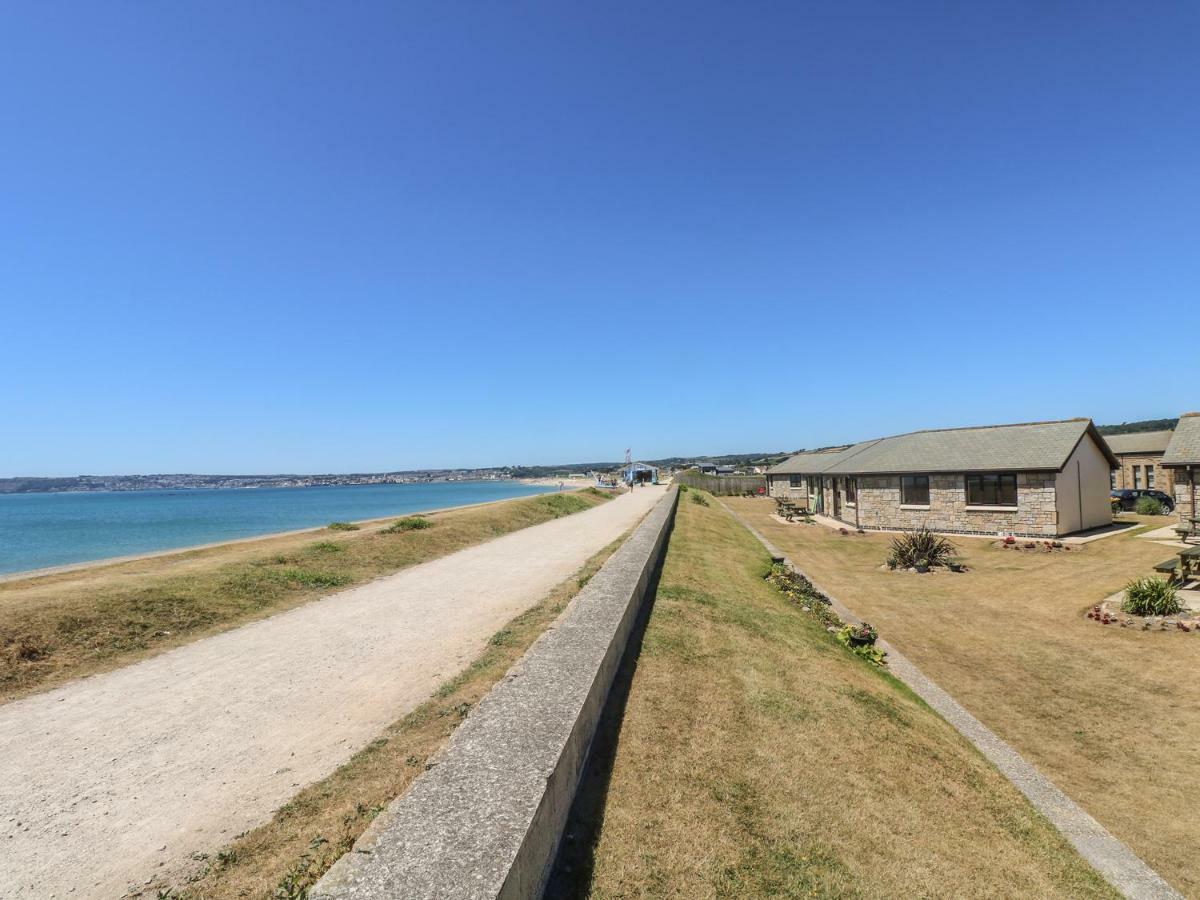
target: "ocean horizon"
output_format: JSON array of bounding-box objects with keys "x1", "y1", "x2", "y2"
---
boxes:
[{"x1": 0, "y1": 481, "x2": 559, "y2": 576}]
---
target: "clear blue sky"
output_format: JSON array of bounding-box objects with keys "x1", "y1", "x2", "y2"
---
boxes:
[{"x1": 3, "y1": 3, "x2": 1198, "y2": 475}]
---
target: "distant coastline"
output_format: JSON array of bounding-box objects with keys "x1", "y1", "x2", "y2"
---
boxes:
[
  {"x1": 0, "y1": 469, "x2": 520, "y2": 495},
  {"x1": 0, "y1": 481, "x2": 561, "y2": 575}
]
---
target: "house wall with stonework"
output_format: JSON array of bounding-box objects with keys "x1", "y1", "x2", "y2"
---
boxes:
[
  {"x1": 767, "y1": 474, "x2": 808, "y2": 500},
  {"x1": 848, "y1": 472, "x2": 1061, "y2": 537},
  {"x1": 1175, "y1": 469, "x2": 1197, "y2": 521},
  {"x1": 1114, "y1": 454, "x2": 1175, "y2": 493}
]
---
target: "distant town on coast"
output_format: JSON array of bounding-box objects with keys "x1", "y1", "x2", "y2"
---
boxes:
[{"x1": 0, "y1": 452, "x2": 788, "y2": 494}]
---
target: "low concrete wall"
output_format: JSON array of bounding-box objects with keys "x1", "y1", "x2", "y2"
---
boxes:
[{"x1": 311, "y1": 486, "x2": 679, "y2": 900}]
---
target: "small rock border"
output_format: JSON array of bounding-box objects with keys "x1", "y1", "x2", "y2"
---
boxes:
[
  {"x1": 1087, "y1": 599, "x2": 1200, "y2": 632},
  {"x1": 994, "y1": 538, "x2": 1074, "y2": 553}
]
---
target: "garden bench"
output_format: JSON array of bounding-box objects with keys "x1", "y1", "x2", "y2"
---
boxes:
[
  {"x1": 1180, "y1": 546, "x2": 1200, "y2": 584},
  {"x1": 1154, "y1": 558, "x2": 1180, "y2": 582},
  {"x1": 774, "y1": 499, "x2": 809, "y2": 522}
]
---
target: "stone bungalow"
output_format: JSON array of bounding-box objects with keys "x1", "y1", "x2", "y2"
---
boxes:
[
  {"x1": 767, "y1": 418, "x2": 1118, "y2": 538},
  {"x1": 1105, "y1": 429, "x2": 1176, "y2": 493},
  {"x1": 1163, "y1": 413, "x2": 1200, "y2": 524}
]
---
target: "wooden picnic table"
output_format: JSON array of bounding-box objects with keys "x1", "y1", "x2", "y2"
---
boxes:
[
  {"x1": 1153, "y1": 545, "x2": 1200, "y2": 585},
  {"x1": 1173, "y1": 518, "x2": 1200, "y2": 545},
  {"x1": 1181, "y1": 546, "x2": 1200, "y2": 582},
  {"x1": 774, "y1": 497, "x2": 810, "y2": 522}
]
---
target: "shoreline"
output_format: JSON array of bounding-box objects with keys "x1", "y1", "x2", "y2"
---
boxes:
[{"x1": 0, "y1": 489, "x2": 575, "y2": 585}]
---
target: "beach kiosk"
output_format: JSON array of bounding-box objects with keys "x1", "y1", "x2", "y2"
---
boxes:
[{"x1": 621, "y1": 462, "x2": 659, "y2": 485}]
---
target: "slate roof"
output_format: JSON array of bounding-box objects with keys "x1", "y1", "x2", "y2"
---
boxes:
[
  {"x1": 1102, "y1": 430, "x2": 1175, "y2": 455},
  {"x1": 767, "y1": 442, "x2": 878, "y2": 475},
  {"x1": 1162, "y1": 414, "x2": 1200, "y2": 466},
  {"x1": 769, "y1": 419, "x2": 1117, "y2": 477}
]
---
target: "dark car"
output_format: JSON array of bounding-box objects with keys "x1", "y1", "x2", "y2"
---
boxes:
[{"x1": 1111, "y1": 488, "x2": 1175, "y2": 513}]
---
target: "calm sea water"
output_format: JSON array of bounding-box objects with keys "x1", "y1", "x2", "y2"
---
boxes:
[{"x1": 0, "y1": 481, "x2": 558, "y2": 576}]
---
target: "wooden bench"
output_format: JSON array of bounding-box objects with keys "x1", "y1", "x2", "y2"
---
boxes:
[
  {"x1": 774, "y1": 498, "x2": 810, "y2": 522},
  {"x1": 1154, "y1": 558, "x2": 1181, "y2": 583}
]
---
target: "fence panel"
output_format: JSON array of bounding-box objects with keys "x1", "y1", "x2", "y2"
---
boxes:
[{"x1": 673, "y1": 471, "x2": 766, "y2": 496}]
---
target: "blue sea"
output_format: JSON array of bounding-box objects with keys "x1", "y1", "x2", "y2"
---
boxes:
[{"x1": 0, "y1": 481, "x2": 558, "y2": 576}]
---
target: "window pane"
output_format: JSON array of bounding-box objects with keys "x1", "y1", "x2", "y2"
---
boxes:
[
  {"x1": 902, "y1": 475, "x2": 929, "y2": 505},
  {"x1": 999, "y1": 474, "x2": 1018, "y2": 506},
  {"x1": 966, "y1": 475, "x2": 982, "y2": 505},
  {"x1": 1148, "y1": 468, "x2": 1155, "y2": 488},
  {"x1": 966, "y1": 473, "x2": 1017, "y2": 506}
]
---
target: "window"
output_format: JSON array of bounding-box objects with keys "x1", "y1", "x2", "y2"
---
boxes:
[
  {"x1": 1147, "y1": 467, "x2": 1155, "y2": 489},
  {"x1": 901, "y1": 475, "x2": 930, "y2": 506},
  {"x1": 1110, "y1": 471, "x2": 1117, "y2": 490},
  {"x1": 845, "y1": 478, "x2": 856, "y2": 504},
  {"x1": 1133, "y1": 466, "x2": 1142, "y2": 489},
  {"x1": 789, "y1": 474, "x2": 803, "y2": 488},
  {"x1": 965, "y1": 473, "x2": 1018, "y2": 507}
]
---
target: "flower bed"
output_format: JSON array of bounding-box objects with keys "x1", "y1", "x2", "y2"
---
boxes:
[
  {"x1": 994, "y1": 537, "x2": 1073, "y2": 553},
  {"x1": 1087, "y1": 576, "x2": 1197, "y2": 632},
  {"x1": 764, "y1": 563, "x2": 887, "y2": 667}
]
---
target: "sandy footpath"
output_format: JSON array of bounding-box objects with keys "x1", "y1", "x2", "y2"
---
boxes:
[{"x1": 0, "y1": 486, "x2": 666, "y2": 899}]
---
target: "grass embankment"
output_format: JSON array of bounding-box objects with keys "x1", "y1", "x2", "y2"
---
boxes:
[
  {"x1": 558, "y1": 493, "x2": 1114, "y2": 898},
  {"x1": 730, "y1": 499, "x2": 1195, "y2": 896},
  {"x1": 158, "y1": 531, "x2": 628, "y2": 900},
  {"x1": 0, "y1": 488, "x2": 614, "y2": 704}
]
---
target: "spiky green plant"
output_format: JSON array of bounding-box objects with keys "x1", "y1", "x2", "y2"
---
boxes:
[
  {"x1": 1121, "y1": 577, "x2": 1183, "y2": 616},
  {"x1": 887, "y1": 528, "x2": 957, "y2": 569}
]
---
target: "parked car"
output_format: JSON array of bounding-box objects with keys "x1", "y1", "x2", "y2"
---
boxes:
[{"x1": 1111, "y1": 489, "x2": 1175, "y2": 514}]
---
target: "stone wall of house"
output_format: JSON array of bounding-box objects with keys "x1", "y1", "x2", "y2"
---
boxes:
[
  {"x1": 768, "y1": 474, "x2": 808, "y2": 499},
  {"x1": 851, "y1": 472, "x2": 1061, "y2": 537},
  {"x1": 1175, "y1": 469, "x2": 1197, "y2": 522},
  {"x1": 1114, "y1": 454, "x2": 1175, "y2": 493}
]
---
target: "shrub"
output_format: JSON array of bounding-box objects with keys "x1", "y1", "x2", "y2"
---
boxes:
[
  {"x1": 308, "y1": 541, "x2": 343, "y2": 554},
  {"x1": 690, "y1": 492, "x2": 710, "y2": 506},
  {"x1": 835, "y1": 625, "x2": 886, "y2": 666},
  {"x1": 327, "y1": 521, "x2": 360, "y2": 531},
  {"x1": 280, "y1": 569, "x2": 352, "y2": 589},
  {"x1": 1135, "y1": 496, "x2": 1164, "y2": 516},
  {"x1": 381, "y1": 516, "x2": 433, "y2": 534},
  {"x1": 679, "y1": 484, "x2": 689, "y2": 492},
  {"x1": 887, "y1": 528, "x2": 957, "y2": 569},
  {"x1": 532, "y1": 494, "x2": 592, "y2": 517},
  {"x1": 1121, "y1": 577, "x2": 1183, "y2": 616}
]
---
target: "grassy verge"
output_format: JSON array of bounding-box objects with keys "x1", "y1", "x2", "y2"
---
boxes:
[
  {"x1": 730, "y1": 498, "x2": 1195, "y2": 895},
  {"x1": 559, "y1": 492, "x2": 1114, "y2": 898},
  {"x1": 0, "y1": 488, "x2": 614, "y2": 704},
  {"x1": 157, "y1": 533, "x2": 627, "y2": 900}
]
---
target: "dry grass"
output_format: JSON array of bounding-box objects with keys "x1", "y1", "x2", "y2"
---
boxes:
[
  {"x1": 154, "y1": 532, "x2": 628, "y2": 900},
  {"x1": 0, "y1": 489, "x2": 612, "y2": 704},
  {"x1": 729, "y1": 498, "x2": 1198, "y2": 896},
  {"x1": 564, "y1": 494, "x2": 1114, "y2": 898}
]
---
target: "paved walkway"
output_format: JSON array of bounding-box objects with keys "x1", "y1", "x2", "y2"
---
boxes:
[
  {"x1": 719, "y1": 498, "x2": 1182, "y2": 900},
  {"x1": 0, "y1": 486, "x2": 665, "y2": 899}
]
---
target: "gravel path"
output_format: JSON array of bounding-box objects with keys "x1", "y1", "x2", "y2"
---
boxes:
[{"x1": 0, "y1": 486, "x2": 665, "y2": 899}]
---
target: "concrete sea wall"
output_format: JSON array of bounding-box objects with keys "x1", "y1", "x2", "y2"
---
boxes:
[{"x1": 311, "y1": 486, "x2": 679, "y2": 900}]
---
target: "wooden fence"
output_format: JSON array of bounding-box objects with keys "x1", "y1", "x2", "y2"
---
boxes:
[{"x1": 672, "y1": 470, "x2": 766, "y2": 496}]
